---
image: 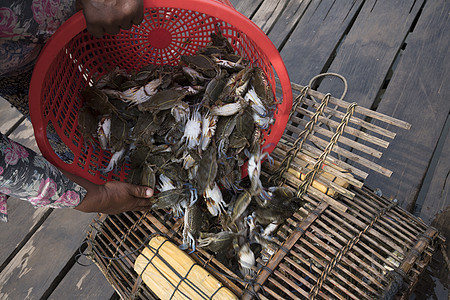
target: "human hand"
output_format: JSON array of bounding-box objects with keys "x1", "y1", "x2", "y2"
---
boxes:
[
  {"x1": 75, "y1": 181, "x2": 154, "y2": 214},
  {"x1": 79, "y1": 0, "x2": 144, "y2": 37}
]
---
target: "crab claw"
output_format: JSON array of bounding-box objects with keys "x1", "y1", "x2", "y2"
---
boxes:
[
  {"x1": 256, "y1": 189, "x2": 271, "y2": 208},
  {"x1": 252, "y1": 112, "x2": 274, "y2": 129},
  {"x1": 210, "y1": 99, "x2": 246, "y2": 116},
  {"x1": 248, "y1": 147, "x2": 274, "y2": 199},
  {"x1": 179, "y1": 243, "x2": 188, "y2": 250},
  {"x1": 222, "y1": 177, "x2": 242, "y2": 193},
  {"x1": 247, "y1": 151, "x2": 263, "y2": 197},
  {"x1": 180, "y1": 232, "x2": 197, "y2": 254},
  {"x1": 218, "y1": 139, "x2": 227, "y2": 156},
  {"x1": 187, "y1": 233, "x2": 197, "y2": 254},
  {"x1": 158, "y1": 174, "x2": 176, "y2": 192},
  {"x1": 204, "y1": 183, "x2": 227, "y2": 216},
  {"x1": 246, "y1": 215, "x2": 256, "y2": 231},
  {"x1": 265, "y1": 154, "x2": 274, "y2": 166},
  {"x1": 263, "y1": 221, "x2": 279, "y2": 237},
  {"x1": 172, "y1": 204, "x2": 185, "y2": 219},
  {"x1": 184, "y1": 183, "x2": 198, "y2": 206},
  {"x1": 238, "y1": 243, "x2": 255, "y2": 278},
  {"x1": 97, "y1": 116, "x2": 111, "y2": 150},
  {"x1": 102, "y1": 147, "x2": 126, "y2": 173},
  {"x1": 120, "y1": 78, "x2": 161, "y2": 106},
  {"x1": 182, "y1": 109, "x2": 202, "y2": 149}
]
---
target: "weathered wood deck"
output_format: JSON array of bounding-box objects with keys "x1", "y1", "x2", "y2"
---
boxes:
[{"x1": 0, "y1": 0, "x2": 448, "y2": 299}]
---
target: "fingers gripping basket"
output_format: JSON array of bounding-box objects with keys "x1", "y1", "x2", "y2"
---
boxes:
[{"x1": 29, "y1": 0, "x2": 292, "y2": 184}]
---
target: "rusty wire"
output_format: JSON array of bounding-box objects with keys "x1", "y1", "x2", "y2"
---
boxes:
[
  {"x1": 296, "y1": 102, "x2": 357, "y2": 199},
  {"x1": 269, "y1": 91, "x2": 331, "y2": 185}
]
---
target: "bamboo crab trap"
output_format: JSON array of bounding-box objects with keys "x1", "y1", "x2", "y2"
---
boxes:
[{"x1": 86, "y1": 76, "x2": 445, "y2": 299}]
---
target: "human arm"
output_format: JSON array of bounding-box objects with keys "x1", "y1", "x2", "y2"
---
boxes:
[
  {"x1": 77, "y1": 0, "x2": 144, "y2": 37},
  {"x1": 0, "y1": 132, "x2": 154, "y2": 221}
]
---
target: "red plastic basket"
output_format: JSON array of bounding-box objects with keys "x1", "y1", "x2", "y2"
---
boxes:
[{"x1": 29, "y1": 0, "x2": 292, "y2": 184}]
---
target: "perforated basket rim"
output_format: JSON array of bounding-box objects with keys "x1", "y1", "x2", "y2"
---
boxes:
[{"x1": 29, "y1": 0, "x2": 292, "y2": 183}]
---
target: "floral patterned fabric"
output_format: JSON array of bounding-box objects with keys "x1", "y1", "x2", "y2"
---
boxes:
[
  {"x1": 0, "y1": 0, "x2": 77, "y2": 115},
  {"x1": 0, "y1": 132, "x2": 86, "y2": 222},
  {"x1": 0, "y1": 1, "x2": 82, "y2": 221}
]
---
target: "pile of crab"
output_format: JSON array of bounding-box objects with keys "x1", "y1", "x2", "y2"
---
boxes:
[{"x1": 78, "y1": 32, "x2": 306, "y2": 279}]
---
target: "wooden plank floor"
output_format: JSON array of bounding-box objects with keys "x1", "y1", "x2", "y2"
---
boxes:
[
  {"x1": 0, "y1": 98, "x2": 116, "y2": 300},
  {"x1": 0, "y1": 0, "x2": 448, "y2": 299}
]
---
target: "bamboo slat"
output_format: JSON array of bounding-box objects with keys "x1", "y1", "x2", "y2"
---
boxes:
[
  {"x1": 269, "y1": 151, "x2": 354, "y2": 199},
  {"x1": 335, "y1": 198, "x2": 416, "y2": 248},
  {"x1": 290, "y1": 111, "x2": 391, "y2": 148},
  {"x1": 281, "y1": 139, "x2": 371, "y2": 179},
  {"x1": 298, "y1": 97, "x2": 397, "y2": 139},
  {"x1": 261, "y1": 169, "x2": 348, "y2": 213},
  {"x1": 284, "y1": 126, "x2": 393, "y2": 177},
  {"x1": 277, "y1": 262, "x2": 313, "y2": 298},
  {"x1": 288, "y1": 82, "x2": 411, "y2": 130},
  {"x1": 309, "y1": 222, "x2": 387, "y2": 276},
  {"x1": 322, "y1": 211, "x2": 406, "y2": 260},
  {"x1": 271, "y1": 143, "x2": 363, "y2": 188},
  {"x1": 304, "y1": 232, "x2": 381, "y2": 295},
  {"x1": 299, "y1": 238, "x2": 371, "y2": 300},
  {"x1": 324, "y1": 202, "x2": 411, "y2": 245},
  {"x1": 291, "y1": 117, "x2": 384, "y2": 158}
]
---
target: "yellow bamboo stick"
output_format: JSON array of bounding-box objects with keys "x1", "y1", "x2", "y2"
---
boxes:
[
  {"x1": 271, "y1": 156, "x2": 350, "y2": 198},
  {"x1": 134, "y1": 235, "x2": 238, "y2": 300}
]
